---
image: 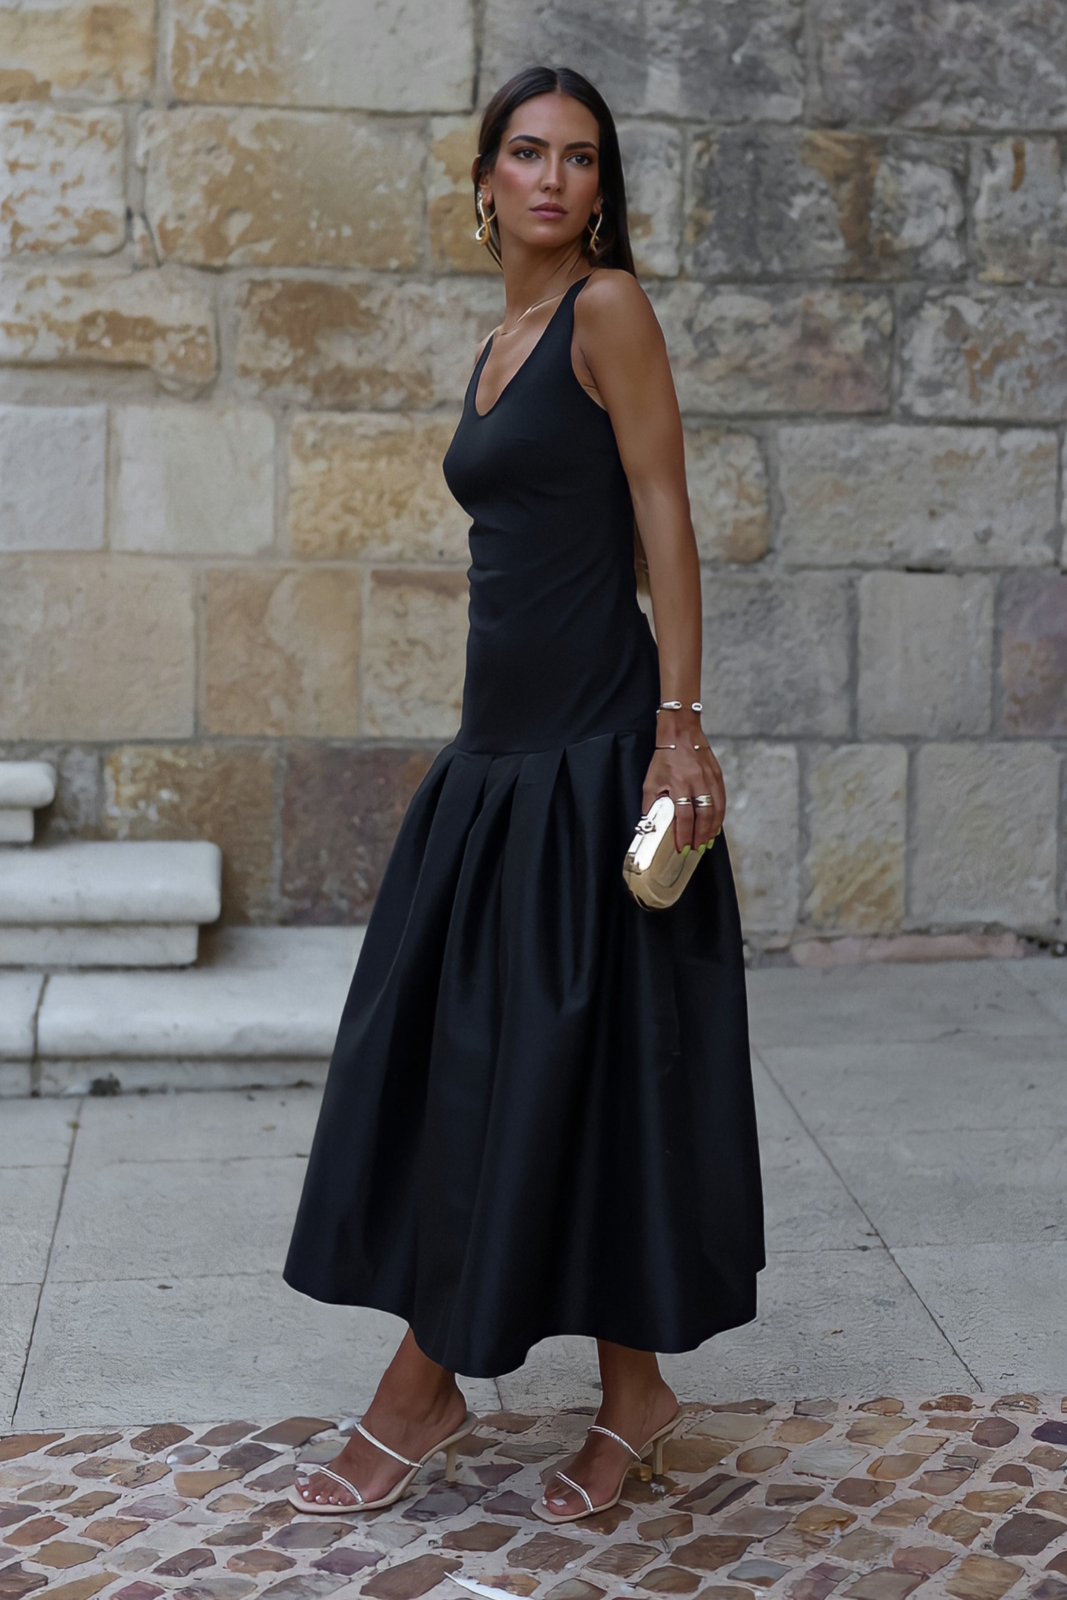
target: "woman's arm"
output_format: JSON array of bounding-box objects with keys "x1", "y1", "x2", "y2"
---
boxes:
[{"x1": 573, "y1": 269, "x2": 724, "y2": 852}]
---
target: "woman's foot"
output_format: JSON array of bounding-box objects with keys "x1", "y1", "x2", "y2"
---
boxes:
[{"x1": 540, "y1": 1372, "x2": 679, "y2": 1519}]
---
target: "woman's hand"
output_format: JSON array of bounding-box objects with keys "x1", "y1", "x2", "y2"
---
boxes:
[{"x1": 642, "y1": 713, "x2": 725, "y2": 853}]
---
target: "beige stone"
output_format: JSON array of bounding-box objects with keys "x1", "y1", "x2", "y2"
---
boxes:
[
  {"x1": 109, "y1": 404, "x2": 275, "y2": 556},
  {"x1": 911, "y1": 743, "x2": 1059, "y2": 929},
  {"x1": 235, "y1": 274, "x2": 500, "y2": 408},
  {"x1": 618, "y1": 121, "x2": 683, "y2": 279},
  {"x1": 975, "y1": 137, "x2": 1067, "y2": 285},
  {"x1": 653, "y1": 283, "x2": 892, "y2": 415},
  {"x1": 685, "y1": 428, "x2": 769, "y2": 564},
  {"x1": 140, "y1": 107, "x2": 424, "y2": 271},
  {"x1": 201, "y1": 565, "x2": 360, "y2": 738},
  {"x1": 900, "y1": 290, "x2": 1067, "y2": 422},
  {"x1": 428, "y1": 115, "x2": 494, "y2": 275},
  {"x1": 713, "y1": 740, "x2": 799, "y2": 943},
  {"x1": 858, "y1": 572, "x2": 994, "y2": 738},
  {"x1": 778, "y1": 424, "x2": 1059, "y2": 569},
  {"x1": 288, "y1": 412, "x2": 467, "y2": 563},
  {"x1": 0, "y1": 556, "x2": 194, "y2": 739},
  {"x1": 803, "y1": 745, "x2": 907, "y2": 934},
  {"x1": 168, "y1": 0, "x2": 474, "y2": 112},
  {"x1": 0, "y1": 267, "x2": 217, "y2": 392},
  {"x1": 0, "y1": 0, "x2": 154, "y2": 102},
  {"x1": 0, "y1": 403, "x2": 106, "y2": 551},
  {"x1": 0, "y1": 107, "x2": 124, "y2": 256},
  {"x1": 362, "y1": 567, "x2": 468, "y2": 738}
]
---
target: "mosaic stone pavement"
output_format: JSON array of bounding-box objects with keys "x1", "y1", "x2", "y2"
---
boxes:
[{"x1": 4, "y1": 1395, "x2": 1067, "y2": 1600}]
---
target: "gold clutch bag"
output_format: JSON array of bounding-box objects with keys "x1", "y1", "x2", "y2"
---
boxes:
[{"x1": 622, "y1": 795, "x2": 711, "y2": 911}]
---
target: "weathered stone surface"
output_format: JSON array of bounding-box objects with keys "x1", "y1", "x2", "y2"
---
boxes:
[
  {"x1": 687, "y1": 129, "x2": 965, "y2": 281},
  {"x1": 0, "y1": 107, "x2": 123, "y2": 256},
  {"x1": 686, "y1": 428, "x2": 769, "y2": 565},
  {"x1": 975, "y1": 138, "x2": 1067, "y2": 285},
  {"x1": 0, "y1": 403, "x2": 105, "y2": 552},
  {"x1": 900, "y1": 291, "x2": 1067, "y2": 421},
  {"x1": 288, "y1": 412, "x2": 467, "y2": 563},
  {"x1": 0, "y1": 0, "x2": 154, "y2": 102},
  {"x1": 0, "y1": 267, "x2": 217, "y2": 392},
  {"x1": 702, "y1": 573, "x2": 851, "y2": 737},
  {"x1": 844, "y1": 1572, "x2": 919, "y2": 1600},
  {"x1": 140, "y1": 109, "x2": 424, "y2": 270},
  {"x1": 669, "y1": 1533, "x2": 753, "y2": 1570},
  {"x1": 946, "y1": 1553, "x2": 1024, "y2": 1600},
  {"x1": 202, "y1": 566, "x2": 360, "y2": 738},
  {"x1": 0, "y1": 557, "x2": 194, "y2": 739},
  {"x1": 234, "y1": 275, "x2": 500, "y2": 409},
  {"x1": 154, "y1": 1550, "x2": 216, "y2": 1577},
  {"x1": 911, "y1": 742, "x2": 1059, "y2": 927},
  {"x1": 858, "y1": 572, "x2": 994, "y2": 738},
  {"x1": 802, "y1": 744, "x2": 907, "y2": 934},
  {"x1": 712, "y1": 741, "x2": 799, "y2": 942},
  {"x1": 993, "y1": 1511, "x2": 1067, "y2": 1555},
  {"x1": 361, "y1": 567, "x2": 467, "y2": 739},
  {"x1": 811, "y1": 0, "x2": 1067, "y2": 129},
  {"x1": 110, "y1": 406, "x2": 274, "y2": 557},
  {"x1": 618, "y1": 121, "x2": 684, "y2": 279},
  {"x1": 998, "y1": 572, "x2": 1067, "y2": 736},
  {"x1": 103, "y1": 744, "x2": 277, "y2": 923},
  {"x1": 973, "y1": 1419, "x2": 1020, "y2": 1449},
  {"x1": 928, "y1": 1508, "x2": 988, "y2": 1545},
  {"x1": 484, "y1": 0, "x2": 805, "y2": 121},
  {"x1": 428, "y1": 114, "x2": 493, "y2": 276},
  {"x1": 653, "y1": 284, "x2": 892, "y2": 415},
  {"x1": 167, "y1": 0, "x2": 474, "y2": 111},
  {"x1": 777, "y1": 424, "x2": 1058, "y2": 569}
]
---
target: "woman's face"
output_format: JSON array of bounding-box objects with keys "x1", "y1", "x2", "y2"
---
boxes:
[{"x1": 480, "y1": 92, "x2": 601, "y2": 258}]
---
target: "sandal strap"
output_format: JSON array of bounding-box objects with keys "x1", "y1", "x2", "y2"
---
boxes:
[
  {"x1": 551, "y1": 1470, "x2": 594, "y2": 1514},
  {"x1": 355, "y1": 1421, "x2": 420, "y2": 1469},
  {"x1": 588, "y1": 1423, "x2": 642, "y2": 1459},
  {"x1": 303, "y1": 1464, "x2": 365, "y2": 1504}
]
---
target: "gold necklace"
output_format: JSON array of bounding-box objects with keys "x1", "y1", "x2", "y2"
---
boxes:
[{"x1": 495, "y1": 287, "x2": 568, "y2": 338}]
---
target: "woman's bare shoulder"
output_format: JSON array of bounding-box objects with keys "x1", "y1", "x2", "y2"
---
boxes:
[{"x1": 575, "y1": 268, "x2": 659, "y2": 345}]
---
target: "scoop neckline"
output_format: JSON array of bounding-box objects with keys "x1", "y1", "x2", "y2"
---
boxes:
[{"x1": 473, "y1": 276, "x2": 590, "y2": 420}]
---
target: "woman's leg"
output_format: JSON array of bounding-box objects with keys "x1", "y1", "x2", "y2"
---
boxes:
[
  {"x1": 540, "y1": 1340, "x2": 678, "y2": 1517},
  {"x1": 294, "y1": 1328, "x2": 468, "y2": 1508}
]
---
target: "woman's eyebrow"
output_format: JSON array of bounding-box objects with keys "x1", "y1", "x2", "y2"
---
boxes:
[{"x1": 506, "y1": 133, "x2": 599, "y2": 151}]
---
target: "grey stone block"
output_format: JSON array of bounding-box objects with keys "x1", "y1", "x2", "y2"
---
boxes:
[
  {"x1": 618, "y1": 120, "x2": 683, "y2": 279},
  {"x1": 975, "y1": 137, "x2": 1067, "y2": 285},
  {"x1": 778, "y1": 423, "x2": 1059, "y2": 569},
  {"x1": 686, "y1": 128, "x2": 965, "y2": 281},
  {"x1": 654, "y1": 283, "x2": 892, "y2": 415},
  {"x1": 703, "y1": 572, "x2": 852, "y2": 737},
  {"x1": 685, "y1": 426, "x2": 770, "y2": 565},
  {"x1": 811, "y1": 0, "x2": 1067, "y2": 131},
  {"x1": 911, "y1": 742, "x2": 1060, "y2": 927},
  {"x1": 482, "y1": 0, "x2": 805, "y2": 122},
  {"x1": 802, "y1": 743, "x2": 907, "y2": 934},
  {"x1": 900, "y1": 289, "x2": 1067, "y2": 421},
  {"x1": 714, "y1": 740, "x2": 799, "y2": 941},
  {"x1": 857, "y1": 572, "x2": 994, "y2": 738}
]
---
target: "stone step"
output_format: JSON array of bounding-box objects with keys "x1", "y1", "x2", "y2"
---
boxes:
[
  {"x1": 0, "y1": 760, "x2": 56, "y2": 844},
  {"x1": 0, "y1": 927, "x2": 363, "y2": 1097},
  {"x1": 0, "y1": 839, "x2": 222, "y2": 966}
]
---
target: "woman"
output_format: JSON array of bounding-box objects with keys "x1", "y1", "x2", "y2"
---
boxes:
[{"x1": 284, "y1": 64, "x2": 764, "y2": 1525}]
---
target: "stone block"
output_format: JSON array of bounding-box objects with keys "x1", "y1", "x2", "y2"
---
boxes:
[
  {"x1": 0, "y1": 973, "x2": 42, "y2": 1058},
  {"x1": 428, "y1": 115, "x2": 494, "y2": 275},
  {"x1": 103, "y1": 744, "x2": 278, "y2": 923},
  {"x1": 0, "y1": 267, "x2": 217, "y2": 392},
  {"x1": 234, "y1": 275, "x2": 500, "y2": 409},
  {"x1": 802, "y1": 745, "x2": 906, "y2": 934},
  {"x1": 0, "y1": 0, "x2": 155, "y2": 102},
  {"x1": 811, "y1": 0, "x2": 1067, "y2": 130},
  {"x1": 686, "y1": 129, "x2": 965, "y2": 281},
  {"x1": 900, "y1": 290, "x2": 1067, "y2": 422},
  {"x1": 653, "y1": 284, "x2": 892, "y2": 415},
  {"x1": 0, "y1": 557, "x2": 195, "y2": 739},
  {"x1": 713, "y1": 740, "x2": 799, "y2": 942},
  {"x1": 362, "y1": 568, "x2": 468, "y2": 738},
  {"x1": 0, "y1": 807, "x2": 33, "y2": 842},
  {"x1": 0, "y1": 404, "x2": 106, "y2": 551},
  {"x1": 167, "y1": 0, "x2": 474, "y2": 111},
  {"x1": 483, "y1": 0, "x2": 805, "y2": 122},
  {"x1": 201, "y1": 565, "x2": 360, "y2": 737},
  {"x1": 109, "y1": 405, "x2": 274, "y2": 556},
  {"x1": 685, "y1": 428, "x2": 769, "y2": 565},
  {"x1": 975, "y1": 138, "x2": 1067, "y2": 285},
  {"x1": 0, "y1": 759, "x2": 55, "y2": 843},
  {"x1": 911, "y1": 744, "x2": 1059, "y2": 928},
  {"x1": 998, "y1": 572, "x2": 1067, "y2": 736},
  {"x1": 619, "y1": 121, "x2": 683, "y2": 279},
  {"x1": 0, "y1": 107, "x2": 124, "y2": 256},
  {"x1": 777, "y1": 424, "x2": 1058, "y2": 569},
  {"x1": 701, "y1": 572, "x2": 851, "y2": 737},
  {"x1": 281, "y1": 743, "x2": 437, "y2": 922},
  {"x1": 288, "y1": 412, "x2": 468, "y2": 563},
  {"x1": 140, "y1": 107, "x2": 424, "y2": 271},
  {"x1": 858, "y1": 572, "x2": 994, "y2": 738}
]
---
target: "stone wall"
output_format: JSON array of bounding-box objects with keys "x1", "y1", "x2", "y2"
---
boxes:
[{"x1": 1, "y1": 0, "x2": 1065, "y2": 948}]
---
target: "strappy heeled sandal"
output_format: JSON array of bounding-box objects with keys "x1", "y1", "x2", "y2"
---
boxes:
[
  {"x1": 532, "y1": 1412, "x2": 682, "y2": 1525},
  {"x1": 288, "y1": 1410, "x2": 478, "y2": 1515}
]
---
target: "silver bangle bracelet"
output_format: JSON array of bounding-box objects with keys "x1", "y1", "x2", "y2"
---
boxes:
[{"x1": 656, "y1": 701, "x2": 703, "y2": 714}]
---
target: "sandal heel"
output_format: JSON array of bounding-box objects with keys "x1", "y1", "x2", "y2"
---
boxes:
[
  {"x1": 444, "y1": 1441, "x2": 461, "y2": 1483},
  {"x1": 651, "y1": 1436, "x2": 666, "y2": 1476}
]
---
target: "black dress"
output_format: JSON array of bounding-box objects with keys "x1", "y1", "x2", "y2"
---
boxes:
[{"x1": 284, "y1": 276, "x2": 764, "y2": 1379}]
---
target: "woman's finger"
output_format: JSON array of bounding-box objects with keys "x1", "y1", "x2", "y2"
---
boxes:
[{"x1": 672, "y1": 793, "x2": 695, "y2": 853}]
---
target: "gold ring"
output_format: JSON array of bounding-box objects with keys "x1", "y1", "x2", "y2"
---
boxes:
[{"x1": 674, "y1": 796, "x2": 693, "y2": 806}]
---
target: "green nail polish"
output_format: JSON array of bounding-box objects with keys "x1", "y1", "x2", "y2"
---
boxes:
[
  {"x1": 698, "y1": 842, "x2": 708, "y2": 855},
  {"x1": 681, "y1": 844, "x2": 691, "y2": 856}
]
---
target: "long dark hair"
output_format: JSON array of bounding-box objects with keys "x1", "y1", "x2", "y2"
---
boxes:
[{"x1": 474, "y1": 66, "x2": 636, "y2": 275}]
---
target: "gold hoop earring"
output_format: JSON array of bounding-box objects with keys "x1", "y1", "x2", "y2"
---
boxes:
[
  {"x1": 475, "y1": 193, "x2": 497, "y2": 245},
  {"x1": 587, "y1": 209, "x2": 603, "y2": 254}
]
